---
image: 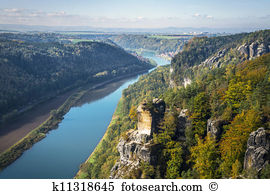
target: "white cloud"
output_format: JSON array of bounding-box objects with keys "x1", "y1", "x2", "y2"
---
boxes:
[
  {"x1": 0, "y1": 8, "x2": 269, "y2": 29},
  {"x1": 193, "y1": 13, "x2": 213, "y2": 19},
  {"x1": 3, "y1": 8, "x2": 21, "y2": 13},
  {"x1": 47, "y1": 11, "x2": 67, "y2": 17}
]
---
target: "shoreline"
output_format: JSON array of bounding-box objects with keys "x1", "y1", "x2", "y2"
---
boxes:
[
  {"x1": 0, "y1": 68, "x2": 150, "y2": 171},
  {"x1": 75, "y1": 98, "x2": 123, "y2": 179}
]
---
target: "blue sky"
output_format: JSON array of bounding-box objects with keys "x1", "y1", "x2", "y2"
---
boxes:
[{"x1": 0, "y1": 0, "x2": 269, "y2": 29}]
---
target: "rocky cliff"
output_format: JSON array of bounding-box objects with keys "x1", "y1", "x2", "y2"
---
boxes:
[
  {"x1": 110, "y1": 99, "x2": 165, "y2": 178},
  {"x1": 238, "y1": 42, "x2": 270, "y2": 60},
  {"x1": 137, "y1": 98, "x2": 165, "y2": 136},
  {"x1": 170, "y1": 36, "x2": 270, "y2": 88},
  {"x1": 244, "y1": 128, "x2": 270, "y2": 172},
  {"x1": 200, "y1": 41, "x2": 270, "y2": 70}
]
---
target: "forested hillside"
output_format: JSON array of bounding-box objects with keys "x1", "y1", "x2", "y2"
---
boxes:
[
  {"x1": 78, "y1": 29, "x2": 270, "y2": 179},
  {"x1": 76, "y1": 66, "x2": 170, "y2": 178},
  {"x1": 171, "y1": 30, "x2": 270, "y2": 85},
  {"x1": 0, "y1": 36, "x2": 153, "y2": 122},
  {"x1": 110, "y1": 34, "x2": 191, "y2": 56}
]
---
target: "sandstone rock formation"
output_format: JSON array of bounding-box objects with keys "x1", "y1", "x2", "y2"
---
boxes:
[
  {"x1": 199, "y1": 48, "x2": 227, "y2": 69},
  {"x1": 198, "y1": 41, "x2": 270, "y2": 71},
  {"x1": 110, "y1": 129, "x2": 155, "y2": 178},
  {"x1": 238, "y1": 42, "x2": 270, "y2": 60},
  {"x1": 244, "y1": 127, "x2": 270, "y2": 172},
  {"x1": 137, "y1": 98, "x2": 165, "y2": 136},
  {"x1": 110, "y1": 99, "x2": 165, "y2": 178},
  {"x1": 207, "y1": 118, "x2": 225, "y2": 139}
]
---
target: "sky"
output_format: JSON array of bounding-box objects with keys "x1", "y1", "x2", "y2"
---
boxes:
[{"x1": 0, "y1": 0, "x2": 270, "y2": 30}]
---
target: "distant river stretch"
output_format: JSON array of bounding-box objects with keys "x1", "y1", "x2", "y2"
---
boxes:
[{"x1": 0, "y1": 51, "x2": 169, "y2": 178}]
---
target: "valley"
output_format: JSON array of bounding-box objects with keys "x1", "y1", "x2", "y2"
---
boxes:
[{"x1": 0, "y1": 29, "x2": 270, "y2": 179}]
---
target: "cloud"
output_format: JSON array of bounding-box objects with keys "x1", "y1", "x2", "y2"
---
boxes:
[
  {"x1": 193, "y1": 13, "x2": 213, "y2": 19},
  {"x1": 137, "y1": 16, "x2": 144, "y2": 20},
  {"x1": 3, "y1": 8, "x2": 22, "y2": 13},
  {"x1": 47, "y1": 11, "x2": 67, "y2": 17},
  {"x1": 0, "y1": 8, "x2": 91, "y2": 26},
  {"x1": 0, "y1": 8, "x2": 269, "y2": 29}
]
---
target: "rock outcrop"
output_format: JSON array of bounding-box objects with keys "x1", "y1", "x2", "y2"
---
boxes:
[
  {"x1": 199, "y1": 41, "x2": 270, "y2": 71},
  {"x1": 199, "y1": 48, "x2": 227, "y2": 69},
  {"x1": 137, "y1": 98, "x2": 165, "y2": 136},
  {"x1": 244, "y1": 128, "x2": 270, "y2": 172},
  {"x1": 110, "y1": 99, "x2": 165, "y2": 178},
  {"x1": 110, "y1": 129, "x2": 156, "y2": 178},
  {"x1": 238, "y1": 42, "x2": 270, "y2": 60},
  {"x1": 177, "y1": 109, "x2": 190, "y2": 141},
  {"x1": 183, "y1": 78, "x2": 192, "y2": 88},
  {"x1": 207, "y1": 118, "x2": 225, "y2": 139}
]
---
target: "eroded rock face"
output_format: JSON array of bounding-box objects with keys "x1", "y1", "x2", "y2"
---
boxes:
[
  {"x1": 137, "y1": 99, "x2": 165, "y2": 136},
  {"x1": 199, "y1": 48, "x2": 227, "y2": 69},
  {"x1": 207, "y1": 118, "x2": 225, "y2": 139},
  {"x1": 110, "y1": 129, "x2": 154, "y2": 179},
  {"x1": 110, "y1": 99, "x2": 165, "y2": 179},
  {"x1": 238, "y1": 44, "x2": 249, "y2": 56},
  {"x1": 244, "y1": 128, "x2": 270, "y2": 172},
  {"x1": 238, "y1": 42, "x2": 270, "y2": 60}
]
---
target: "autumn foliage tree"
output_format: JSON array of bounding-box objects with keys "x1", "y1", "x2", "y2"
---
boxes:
[
  {"x1": 219, "y1": 109, "x2": 262, "y2": 177},
  {"x1": 129, "y1": 105, "x2": 138, "y2": 128},
  {"x1": 190, "y1": 134, "x2": 220, "y2": 178}
]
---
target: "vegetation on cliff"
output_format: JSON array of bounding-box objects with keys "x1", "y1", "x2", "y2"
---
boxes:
[
  {"x1": 171, "y1": 30, "x2": 270, "y2": 85},
  {"x1": 76, "y1": 66, "x2": 170, "y2": 178},
  {"x1": 78, "y1": 30, "x2": 270, "y2": 179}
]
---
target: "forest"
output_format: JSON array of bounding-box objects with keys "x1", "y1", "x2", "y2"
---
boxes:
[
  {"x1": 110, "y1": 34, "x2": 191, "y2": 55},
  {"x1": 0, "y1": 34, "x2": 153, "y2": 123},
  {"x1": 77, "y1": 29, "x2": 270, "y2": 179}
]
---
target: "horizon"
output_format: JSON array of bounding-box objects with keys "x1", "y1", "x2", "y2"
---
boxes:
[
  {"x1": 0, "y1": 0, "x2": 270, "y2": 33},
  {"x1": 0, "y1": 24, "x2": 269, "y2": 34}
]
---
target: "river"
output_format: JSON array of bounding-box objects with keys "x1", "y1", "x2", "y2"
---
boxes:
[{"x1": 0, "y1": 51, "x2": 169, "y2": 179}]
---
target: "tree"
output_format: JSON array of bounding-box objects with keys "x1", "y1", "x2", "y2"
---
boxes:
[
  {"x1": 225, "y1": 79, "x2": 251, "y2": 110},
  {"x1": 154, "y1": 113, "x2": 177, "y2": 145},
  {"x1": 165, "y1": 142, "x2": 183, "y2": 179},
  {"x1": 190, "y1": 134, "x2": 220, "y2": 178},
  {"x1": 129, "y1": 105, "x2": 138, "y2": 128},
  {"x1": 219, "y1": 109, "x2": 261, "y2": 177},
  {"x1": 231, "y1": 159, "x2": 242, "y2": 179},
  {"x1": 190, "y1": 92, "x2": 210, "y2": 137}
]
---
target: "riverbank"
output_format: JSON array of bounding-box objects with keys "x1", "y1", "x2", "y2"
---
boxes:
[
  {"x1": 0, "y1": 69, "x2": 150, "y2": 171},
  {"x1": 74, "y1": 65, "x2": 170, "y2": 179},
  {"x1": 75, "y1": 98, "x2": 124, "y2": 179}
]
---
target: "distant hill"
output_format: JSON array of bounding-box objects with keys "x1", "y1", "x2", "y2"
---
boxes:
[
  {"x1": 0, "y1": 35, "x2": 153, "y2": 121},
  {"x1": 110, "y1": 34, "x2": 192, "y2": 57}
]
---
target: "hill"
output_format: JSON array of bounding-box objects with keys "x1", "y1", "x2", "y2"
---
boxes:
[
  {"x1": 77, "y1": 29, "x2": 270, "y2": 179},
  {"x1": 0, "y1": 35, "x2": 153, "y2": 123},
  {"x1": 110, "y1": 34, "x2": 192, "y2": 58}
]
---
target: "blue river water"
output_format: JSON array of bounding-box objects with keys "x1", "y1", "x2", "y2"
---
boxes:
[{"x1": 0, "y1": 51, "x2": 169, "y2": 179}]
